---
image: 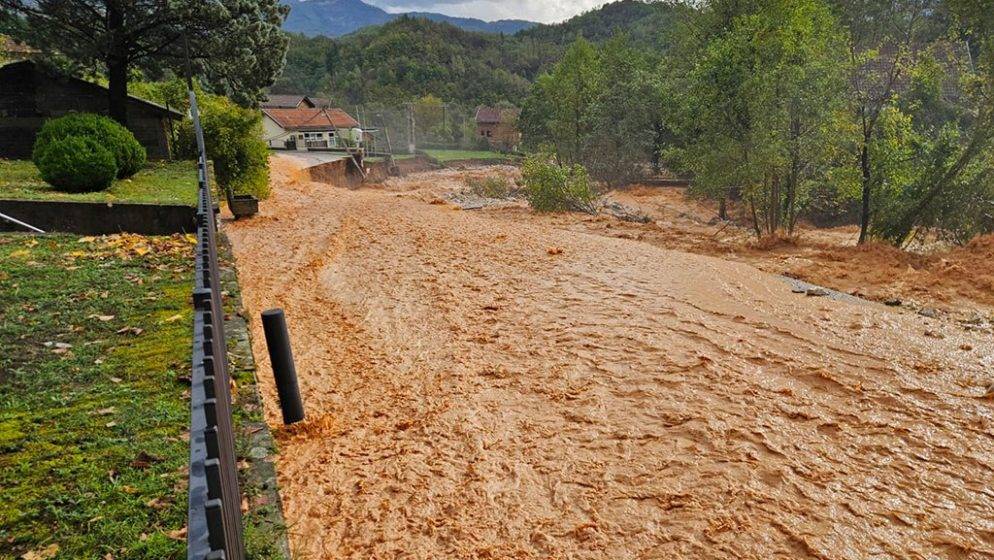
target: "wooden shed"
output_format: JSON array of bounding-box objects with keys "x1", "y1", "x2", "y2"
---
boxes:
[{"x1": 0, "y1": 60, "x2": 183, "y2": 160}]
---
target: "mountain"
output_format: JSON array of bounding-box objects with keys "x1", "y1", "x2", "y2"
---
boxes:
[
  {"x1": 518, "y1": 0, "x2": 684, "y2": 49},
  {"x1": 281, "y1": 0, "x2": 536, "y2": 37},
  {"x1": 405, "y1": 12, "x2": 536, "y2": 35},
  {"x1": 273, "y1": 1, "x2": 681, "y2": 105}
]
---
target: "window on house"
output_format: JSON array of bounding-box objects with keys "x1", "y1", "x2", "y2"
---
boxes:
[{"x1": 486, "y1": 130, "x2": 492, "y2": 138}]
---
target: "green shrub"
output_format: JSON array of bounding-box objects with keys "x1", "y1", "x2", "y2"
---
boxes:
[
  {"x1": 36, "y1": 136, "x2": 117, "y2": 192},
  {"x1": 522, "y1": 153, "x2": 594, "y2": 212},
  {"x1": 32, "y1": 113, "x2": 146, "y2": 179},
  {"x1": 467, "y1": 176, "x2": 512, "y2": 198},
  {"x1": 177, "y1": 95, "x2": 270, "y2": 199}
]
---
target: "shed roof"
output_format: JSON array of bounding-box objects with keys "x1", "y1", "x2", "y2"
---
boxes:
[
  {"x1": 476, "y1": 106, "x2": 520, "y2": 124},
  {"x1": 308, "y1": 97, "x2": 333, "y2": 108},
  {"x1": 262, "y1": 107, "x2": 359, "y2": 131},
  {"x1": 0, "y1": 60, "x2": 184, "y2": 118}
]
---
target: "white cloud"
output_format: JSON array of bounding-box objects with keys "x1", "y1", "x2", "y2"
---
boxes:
[{"x1": 365, "y1": 0, "x2": 610, "y2": 23}]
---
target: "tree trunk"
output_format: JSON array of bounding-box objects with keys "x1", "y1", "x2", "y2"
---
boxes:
[
  {"x1": 107, "y1": 4, "x2": 128, "y2": 125},
  {"x1": 785, "y1": 116, "x2": 801, "y2": 235},
  {"x1": 857, "y1": 137, "x2": 871, "y2": 244},
  {"x1": 718, "y1": 196, "x2": 727, "y2": 221},
  {"x1": 749, "y1": 197, "x2": 761, "y2": 238}
]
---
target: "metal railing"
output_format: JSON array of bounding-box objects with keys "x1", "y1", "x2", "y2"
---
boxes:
[{"x1": 186, "y1": 88, "x2": 247, "y2": 560}]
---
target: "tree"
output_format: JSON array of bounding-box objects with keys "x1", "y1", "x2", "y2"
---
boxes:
[
  {"x1": 0, "y1": 1, "x2": 290, "y2": 124},
  {"x1": 519, "y1": 38, "x2": 600, "y2": 164},
  {"x1": 661, "y1": 0, "x2": 847, "y2": 236},
  {"x1": 827, "y1": 0, "x2": 939, "y2": 243},
  {"x1": 585, "y1": 35, "x2": 661, "y2": 187},
  {"x1": 870, "y1": 0, "x2": 994, "y2": 244}
]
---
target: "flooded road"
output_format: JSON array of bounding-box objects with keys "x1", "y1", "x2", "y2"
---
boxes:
[{"x1": 226, "y1": 158, "x2": 994, "y2": 559}]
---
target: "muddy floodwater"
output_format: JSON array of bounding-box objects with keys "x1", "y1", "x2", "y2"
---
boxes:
[{"x1": 226, "y1": 157, "x2": 994, "y2": 559}]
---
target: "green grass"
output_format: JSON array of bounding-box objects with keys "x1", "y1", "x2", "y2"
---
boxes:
[
  {"x1": 423, "y1": 149, "x2": 516, "y2": 162},
  {"x1": 0, "y1": 233, "x2": 195, "y2": 560},
  {"x1": 0, "y1": 160, "x2": 199, "y2": 206},
  {"x1": 365, "y1": 154, "x2": 417, "y2": 163}
]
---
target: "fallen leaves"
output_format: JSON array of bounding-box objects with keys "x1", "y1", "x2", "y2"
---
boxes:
[
  {"x1": 130, "y1": 451, "x2": 164, "y2": 470},
  {"x1": 88, "y1": 314, "x2": 116, "y2": 322},
  {"x1": 21, "y1": 544, "x2": 59, "y2": 560},
  {"x1": 43, "y1": 341, "x2": 72, "y2": 355},
  {"x1": 73, "y1": 234, "x2": 195, "y2": 260}
]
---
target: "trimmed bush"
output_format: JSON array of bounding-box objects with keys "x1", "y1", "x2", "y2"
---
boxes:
[
  {"x1": 33, "y1": 113, "x2": 146, "y2": 179},
  {"x1": 36, "y1": 136, "x2": 117, "y2": 192},
  {"x1": 522, "y1": 153, "x2": 595, "y2": 212}
]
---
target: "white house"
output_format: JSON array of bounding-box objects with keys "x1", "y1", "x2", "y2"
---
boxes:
[{"x1": 261, "y1": 106, "x2": 360, "y2": 151}]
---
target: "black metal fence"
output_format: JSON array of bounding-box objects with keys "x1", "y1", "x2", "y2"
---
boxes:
[{"x1": 186, "y1": 88, "x2": 246, "y2": 560}]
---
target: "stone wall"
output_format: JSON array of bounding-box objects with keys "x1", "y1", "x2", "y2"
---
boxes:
[{"x1": 0, "y1": 199, "x2": 197, "y2": 235}]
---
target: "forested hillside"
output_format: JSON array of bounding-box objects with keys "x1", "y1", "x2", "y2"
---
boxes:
[
  {"x1": 273, "y1": 18, "x2": 535, "y2": 104},
  {"x1": 273, "y1": 0, "x2": 679, "y2": 105}
]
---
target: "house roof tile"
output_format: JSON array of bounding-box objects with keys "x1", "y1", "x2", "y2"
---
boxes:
[
  {"x1": 476, "y1": 106, "x2": 520, "y2": 124},
  {"x1": 262, "y1": 107, "x2": 359, "y2": 131}
]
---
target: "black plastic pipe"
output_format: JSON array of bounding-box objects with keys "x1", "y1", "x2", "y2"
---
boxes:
[{"x1": 261, "y1": 309, "x2": 305, "y2": 425}]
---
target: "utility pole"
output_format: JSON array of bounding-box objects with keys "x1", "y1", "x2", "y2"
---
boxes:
[{"x1": 406, "y1": 102, "x2": 416, "y2": 154}]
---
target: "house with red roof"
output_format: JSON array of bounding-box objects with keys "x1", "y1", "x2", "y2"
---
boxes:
[{"x1": 261, "y1": 102, "x2": 360, "y2": 151}]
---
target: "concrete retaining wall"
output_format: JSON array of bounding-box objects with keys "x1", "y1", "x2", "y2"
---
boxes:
[
  {"x1": 307, "y1": 157, "x2": 361, "y2": 187},
  {"x1": 308, "y1": 155, "x2": 438, "y2": 186},
  {"x1": 0, "y1": 199, "x2": 197, "y2": 235}
]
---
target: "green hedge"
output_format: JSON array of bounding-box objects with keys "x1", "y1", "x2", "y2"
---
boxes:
[
  {"x1": 176, "y1": 95, "x2": 270, "y2": 200},
  {"x1": 32, "y1": 113, "x2": 147, "y2": 180},
  {"x1": 35, "y1": 136, "x2": 117, "y2": 192}
]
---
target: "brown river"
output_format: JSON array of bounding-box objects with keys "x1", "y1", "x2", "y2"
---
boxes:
[{"x1": 225, "y1": 157, "x2": 994, "y2": 559}]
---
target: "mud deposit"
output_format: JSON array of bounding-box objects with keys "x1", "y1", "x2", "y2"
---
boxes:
[{"x1": 226, "y1": 157, "x2": 994, "y2": 559}]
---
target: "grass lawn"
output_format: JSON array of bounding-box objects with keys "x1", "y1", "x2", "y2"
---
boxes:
[
  {"x1": 0, "y1": 160, "x2": 199, "y2": 206},
  {"x1": 366, "y1": 154, "x2": 417, "y2": 163},
  {"x1": 423, "y1": 149, "x2": 516, "y2": 162},
  {"x1": 0, "y1": 233, "x2": 195, "y2": 559}
]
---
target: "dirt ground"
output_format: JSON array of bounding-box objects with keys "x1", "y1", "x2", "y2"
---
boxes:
[{"x1": 226, "y1": 157, "x2": 994, "y2": 559}]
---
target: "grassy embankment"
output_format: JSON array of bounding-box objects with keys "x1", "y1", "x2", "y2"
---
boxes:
[
  {"x1": 0, "y1": 234, "x2": 195, "y2": 559},
  {"x1": 0, "y1": 233, "x2": 287, "y2": 560},
  {"x1": 423, "y1": 149, "x2": 517, "y2": 162},
  {"x1": 0, "y1": 160, "x2": 198, "y2": 206}
]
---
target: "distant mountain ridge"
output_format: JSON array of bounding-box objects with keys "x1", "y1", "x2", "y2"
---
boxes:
[{"x1": 281, "y1": 0, "x2": 536, "y2": 37}]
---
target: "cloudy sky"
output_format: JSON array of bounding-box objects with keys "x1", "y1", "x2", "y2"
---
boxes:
[{"x1": 365, "y1": 0, "x2": 611, "y2": 23}]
